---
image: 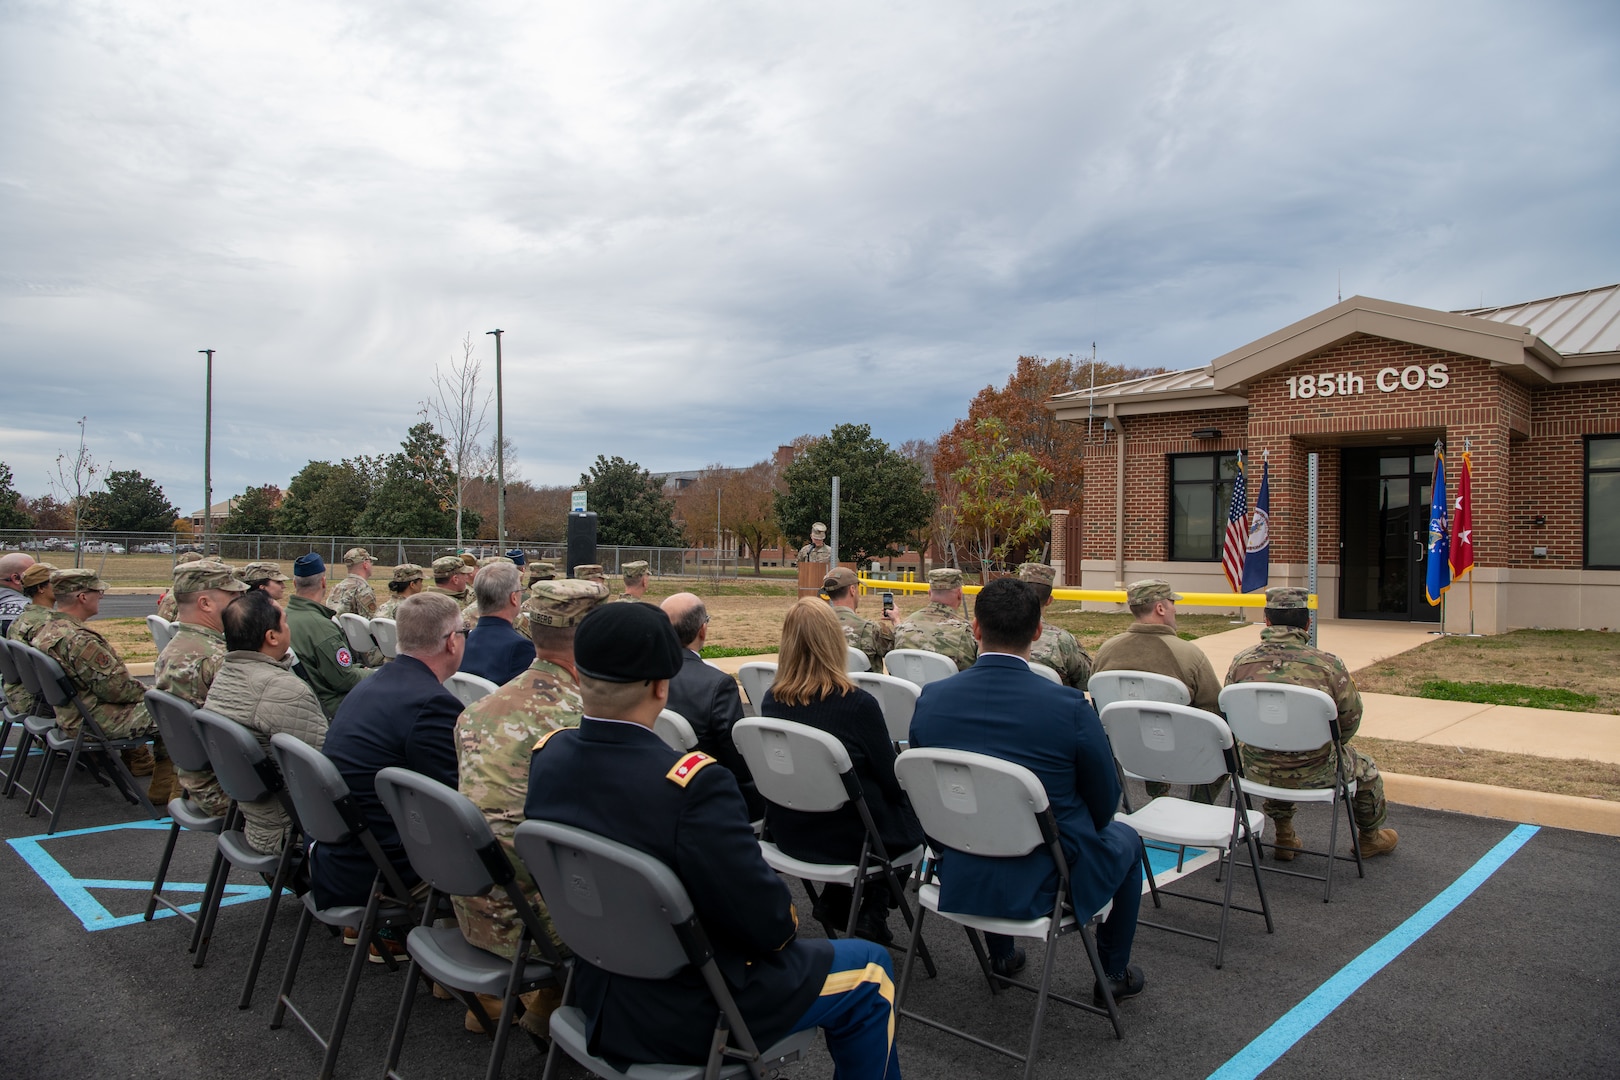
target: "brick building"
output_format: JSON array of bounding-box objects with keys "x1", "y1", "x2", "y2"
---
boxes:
[{"x1": 1046, "y1": 285, "x2": 1620, "y2": 633}]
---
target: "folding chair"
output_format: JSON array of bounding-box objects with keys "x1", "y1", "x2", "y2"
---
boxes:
[
  {"x1": 0, "y1": 637, "x2": 29, "y2": 776},
  {"x1": 513, "y1": 819, "x2": 819, "y2": 1080},
  {"x1": 369, "y1": 617, "x2": 399, "y2": 659},
  {"x1": 736, "y1": 661, "x2": 777, "y2": 717},
  {"x1": 1219, "y1": 683, "x2": 1364, "y2": 902},
  {"x1": 882, "y1": 648, "x2": 958, "y2": 688},
  {"x1": 731, "y1": 717, "x2": 933, "y2": 974},
  {"x1": 1088, "y1": 670, "x2": 1191, "y2": 813},
  {"x1": 268, "y1": 736, "x2": 419, "y2": 1080},
  {"x1": 894, "y1": 748, "x2": 1124, "y2": 1079},
  {"x1": 850, "y1": 671, "x2": 920, "y2": 747},
  {"x1": 19, "y1": 643, "x2": 160, "y2": 833},
  {"x1": 337, "y1": 612, "x2": 379, "y2": 659},
  {"x1": 845, "y1": 646, "x2": 871, "y2": 673},
  {"x1": 447, "y1": 672, "x2": 499, "y2": 707},
  {"x1": 1098, "y1": 701, "x2": 1272, "y2": 967},
  {"x1": 191, "y1": 708, "x2": 301, "y2": 1002},
  {"x1": 654, "y1": 709, "x2": 699, "y2": 753},
  {"x1": 1029, "y1": 662, "x2": 1063, "y2": 685},
  {"x1": 373, "y1": 767, "x2": 567, "y2": 1080},
  {"x1": 1, "y1": 638, "x2": 58, "y2": 802},
  {"x1": 142, "y1": 689, "x2": 233, "y2": 950},
  {"x1": 147, "y1": 614, "x2": 176, "y2": 653}
]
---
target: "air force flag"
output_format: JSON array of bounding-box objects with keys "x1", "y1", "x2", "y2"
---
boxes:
[{"x1": 1425, "y1": 448, "x2": 1451, "y2": 606}]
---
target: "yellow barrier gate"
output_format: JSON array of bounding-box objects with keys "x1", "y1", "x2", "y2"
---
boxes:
[{"x1": 856, "y1": 577, "x2": 1317, "y2": 610}]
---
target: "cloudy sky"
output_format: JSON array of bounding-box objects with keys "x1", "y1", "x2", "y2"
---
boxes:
[{"x1": 3, "y1": 0, "x2": 1615, "y2": 510}]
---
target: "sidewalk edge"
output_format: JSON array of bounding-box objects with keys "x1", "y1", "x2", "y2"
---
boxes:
[{"x1": 1385, "y1": 772, "x2": 1620, "y2": 838}]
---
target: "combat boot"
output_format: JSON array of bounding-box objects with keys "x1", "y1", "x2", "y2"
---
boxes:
[
  {"x1": 122, "y1": 745, "x2": 155, "y2": 777},
  {"x1": 146, "y1": 758, "x2": 178, "y2": 807},
  {"x1": 1358, "y1": 828, "x2": 1399, "y2": 857},
  {"x1": 1271, "y1": 819, "x2": 1301, "y2": 862}
]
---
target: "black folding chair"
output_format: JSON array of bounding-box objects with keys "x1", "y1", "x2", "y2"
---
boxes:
[
  {"x1": 373, "y1": 767, "x2": 567, "y2": 1080},
  {"x1": 514, "y1": 819, "x2": 821, "y2": 1080},
  {"x1": 142, "y1": 689, "x2": 234, "y2": 950},
  {"x1": 268, "y1": 735, "x2": 418, "y2": 1080}
]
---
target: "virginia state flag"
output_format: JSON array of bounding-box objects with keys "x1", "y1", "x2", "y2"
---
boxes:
[
  {"x1": 1241, "y1": 459, "x2": 1270, "y2": 592},
  {"x1": 1425, "y1": 448, "x2": 1451, "y2": 606},
  {"x1": 1449, "y1": 449, "x2": 1475, "y2": 580}
]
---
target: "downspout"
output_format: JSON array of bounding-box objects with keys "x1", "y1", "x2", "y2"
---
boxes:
[{"x1": 1112, "y1": 402, "x2": 1125, "y2": 589}]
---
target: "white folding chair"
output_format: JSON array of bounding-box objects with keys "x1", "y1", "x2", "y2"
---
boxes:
[
  {"x1": 1099, "y1": 701, "x2": 1273, "y2": 967},
  {"x1": 845, "y1": 647, "x2": 871, "y2": 673},
  {"x1": 146, "y1": 614, "x2": 176, "y2": 653},
  {"x1": 446, "y1": 672, "x2": 499, "y2": 707},
  {"x1": 654, "y1": 709, "x2": 698, "y2": 752},
  {"x1": 368, "y1": 617, "x2": 398, "y2": 659},
  {"x1": 1220, "y1": 682, "x2": 1364, "y2": 901},
  {"x1": 1029, "y1": 662, "x2": 1062, "y2": 685},
  {"x1": 736, "y1": 662, "x2": 778, "y2": 717},
  {"x1": 894, "y1": 748, "x2": 1124, "y2": 1078},
  {"x1": 883, "y1": 648, "x2": 958, "y2": 688},
  {"x1": 1088, "y1": 670, "x2": 1192, "y2": 808},
  {"x1": 850, "y1": 671, "x2": 921, "y2": 747},
  {"x1": 336, "y1": 612, "x2": 377, "y2": 659}
]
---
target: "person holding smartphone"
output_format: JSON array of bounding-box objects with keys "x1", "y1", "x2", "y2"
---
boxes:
[{"x1": 821, "y1": 566, "x2": 895, "y2": 671}]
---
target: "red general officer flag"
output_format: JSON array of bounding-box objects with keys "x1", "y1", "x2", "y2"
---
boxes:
[{"x1": 1450, "y1": 449, "x2": 1475, "y2": 579}]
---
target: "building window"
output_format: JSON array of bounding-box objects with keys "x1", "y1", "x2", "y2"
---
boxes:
[
  {"x1": 1587, "y1": 436, "x2": 1620, "y2": 569},
  {"x1": 1168, "y1": 452, "x2": 1242, "y2": 561}
]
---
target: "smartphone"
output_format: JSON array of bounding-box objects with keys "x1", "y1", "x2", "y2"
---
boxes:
[{"x1": 882, "y1": 591, "x2": 894, "y2": 613}]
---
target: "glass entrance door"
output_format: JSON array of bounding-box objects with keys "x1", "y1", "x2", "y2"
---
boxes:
[{"x1": 1339, "y1": 446, "x2": 1439, "y2": 622}]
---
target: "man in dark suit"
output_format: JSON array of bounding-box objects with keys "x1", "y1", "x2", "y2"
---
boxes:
[
  {"x1": 461, "y1": 562, "x2": 536, "y2": 686},
  {"x1": 909, "y1": 577, "x2": 1145, "y2": 1004},
  {"x1": 312, "y1": 592, "x2": 465, "y2": 914},
  {"x1": 526, "y1": 603, "x2": 901, "y2": 1077},
  {"x1": 659, "y1": 591, "x2": 761, "y2": 817}
]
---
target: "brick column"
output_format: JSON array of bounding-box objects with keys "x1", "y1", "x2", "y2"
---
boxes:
[{"x1": 1050, "y1": 508, "x2": 1070, "y2": 586}]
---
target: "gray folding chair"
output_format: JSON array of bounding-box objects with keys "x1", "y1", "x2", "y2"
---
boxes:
[
  {"x1": 147, "y1": 614, "x2": 176, "y2": 653},
  {"x1": 0, "y1": 637, "x2": 30, "y2": 777},
  {"x1": 1220, "y1": 682, "x2": 1365, "y2": 901},
  {"x1": 1099, "y1": 701, "x2": 1272, "y2": 967},
  {"x1": 337, "y1": 612, "x2": 379, "y2": 658},
  {"x1": 731, "y1": 717, "x2": 932, "y2": 974},
  {"x1": 191, "y1": 708, "x2": 301, "y2": 1003},
  {"x1": 894, "y1": 748, "x2": 1124, "y2": 1079},
  {"x1": 373, "y1": 767, "x2": 567, "y2": 1080},
  {"x1": 142, "y1": 689, "x2": 233, "y2": 951},
  {"x1": 845, "y1": 646, "x2": 871, "y2": 673},
  {"x1": 0, "y1": 638, "x2": 54, "y2": 799},
  {"x1": 736, "y1": 662, "x2": 777, "y2": 717},
  {"x1": 654, "y1": 709, "x2": 699, "y2": 753},
  {"x1": 513, "y1": 819, "x2": 819, "y2": 1080},
  {"x1": 882, "y1": 648, "x2": 958, "y2": 688},
  {"x1": 850, "y1": 671, "x2": 920, "y2": 747},
  {"x1": 369, "y1": 617, "x2": 399, "y2": 659},
  {"x1": 269, "y1": 736, "x2": 419, "y2": 1080},
  {"x1": 447, "y1": 671, "x2": 500, "y2": 707}
]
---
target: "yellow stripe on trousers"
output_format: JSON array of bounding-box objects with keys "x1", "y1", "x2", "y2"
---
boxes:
[{"x1": 819, "y1": 962, "x2": 898, "y2": 1056}]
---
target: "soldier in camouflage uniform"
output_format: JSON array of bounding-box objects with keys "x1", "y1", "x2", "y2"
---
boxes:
[
  {"x1": 153, "y1": 560, "x2": 247, "y2": 815},
  {"x1": 31, "y1": 569, "x2": 171, "y2": 801},
  {"x1": 454, "y1": 578, "x2": 608, "y2": 1034},
  {"x1": 571, "y1": 563, "x2": 606, "y2": 583},
  {"x1": 1016, "y1": 563, "x2": 1093, "y2": 690},
  {"x1": 374, "y1": 563, "x2": 425, "y2": 620},
  {"x1": 1225, "y1": 587, "x2": 1397, "y2": 859},
  {"x1": 797, "y1": 521, "x2": 832, "y2": 564},
  {"x1": 236, "y1": 561, "x2": 290, "y2": 602},
  {"x1": 893, "y1": 567, "x2": 978, "y2": 671},
  {"x1": 326, "y1": 547, "x2": 378, "y2": 618},
  {"x1": 157, "y1": 551, "x2": 205, "y2": 621},
  {"x1": 616, "y1": 560, "x2": 650, "y2": 602},
  {"x1": 821, "y1": 566, "x2": 894, "y2": 670},
  {"x1": 5, "y1": 563, "x2": 57, "y2": 718},
  {"x1": 425, "y1": 555, "x2": 476, "y2": 629}
]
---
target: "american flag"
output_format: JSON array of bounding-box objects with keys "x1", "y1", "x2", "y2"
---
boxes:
[{"x1": 1220, "y1": 453, "x2": 1248, "y2": 593}]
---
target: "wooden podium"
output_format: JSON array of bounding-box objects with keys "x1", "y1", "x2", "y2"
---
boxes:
[{"x1": 797, "y1": 560, "x2": 858, "y2": 598}]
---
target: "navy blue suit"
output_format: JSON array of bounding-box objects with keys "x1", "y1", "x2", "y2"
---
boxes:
[
  {"x1": 909, "y1": 653, "x2": 1142, "y2": 973},
  {"x1": 665, "y1": 649, "x2": 761, "y2": 817},
  {"x1": 311, "y1": 654, "x2": 461, "y2": 908},
  {"x1": 461, "y1": 615, "x2": 536, "y2": 686}
]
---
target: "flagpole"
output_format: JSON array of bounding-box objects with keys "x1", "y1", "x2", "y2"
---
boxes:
[{"x1": 1465, "y1": 438, "x2": 1477, "y2": 636}]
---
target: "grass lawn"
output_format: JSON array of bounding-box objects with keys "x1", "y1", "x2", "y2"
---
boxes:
[
  {"x1": 1358, "y1": 736, "x2": 1620, "y2": 803},
  {"x1": 1353, "y1": 629, "x2": 1620, "y2": 715}
]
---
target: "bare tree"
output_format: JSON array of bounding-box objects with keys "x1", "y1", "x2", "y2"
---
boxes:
[
  {"x1": 425, "y1": 334, "x2": 492, "y2": 548},
  {"x1": 51, "y1": 416, "x2": 101, "y2": 568}
]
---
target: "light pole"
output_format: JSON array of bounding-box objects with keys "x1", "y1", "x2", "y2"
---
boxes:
[
  {"x1": 199, "y1": 348, "x2": 214, "y2": 552},
  {"x1": 485, "y1": 329, "x2": 505, "y2": 552}
]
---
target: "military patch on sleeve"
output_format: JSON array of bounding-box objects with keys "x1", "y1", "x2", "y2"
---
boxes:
[
  {"x1": 531, "y1": 727, "x2": 565, "y2": 754},
  {"x1": 335, "y1": 646, "x2": 353, "y2": 668},
  {"x1": 665, "y1": 751, "x2": 715, "y2": 787}
]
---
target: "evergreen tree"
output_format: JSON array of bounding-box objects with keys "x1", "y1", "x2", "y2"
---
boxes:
[
  {"x1": 82, "y1": 469, "x2": 179, "y2": 533},
  {"x1": 775, "y1": 424, "x2": 932, "y2": 560},
  {"x1": 0, "y1": 462, "x2": 31, "y2": 530},
  {"x1": 579, "y1": 456, "x2": 682, "y2": 546},
  {"x1": 223, "y1": 485, "x2": 282, "y2": 534}
]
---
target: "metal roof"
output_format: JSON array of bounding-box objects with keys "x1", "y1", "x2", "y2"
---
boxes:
[
  {"x1": 1456, "y1": 282, "x2": 1620, "y2": 356},
  {"x1": 1048, "y1": 367, "x2": 1215, "y2": 403}
]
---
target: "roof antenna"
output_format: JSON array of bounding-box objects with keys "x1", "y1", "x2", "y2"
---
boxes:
[
  {"x1": 1086, "y1": 342, "x2": 1097, "y2": 440},
  {"x1": 1338, "y1": 270, "x2": 1342, "y2": 303}
]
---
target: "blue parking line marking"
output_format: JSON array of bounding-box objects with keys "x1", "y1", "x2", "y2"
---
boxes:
[
  {"x1": 1208, "y1": 823, "x2": 1539, "y2": 1080},
  {"x1": 7, "y1": 819, "x2": 272, "y2": 931}
]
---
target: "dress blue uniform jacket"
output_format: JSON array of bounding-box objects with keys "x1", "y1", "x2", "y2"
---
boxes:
[
  {"x1": 311, "y1": 654, "x2": 462, "y2": 908},
  {"x1": 526, "y1": 716, "x2": 834, "y2": 1065},
  {"x1": 461, "y1": 616, "x2": 536, "y2": 687},
  {"x1": 908, "y1": 653, "x2": 1139, "y2": 921}
]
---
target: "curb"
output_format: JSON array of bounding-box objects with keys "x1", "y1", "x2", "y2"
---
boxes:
[{"x1": 1385, "y1": 772, "x2": 1620, "y2": 838}]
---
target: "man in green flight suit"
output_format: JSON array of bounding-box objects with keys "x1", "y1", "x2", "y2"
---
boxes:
[{"x1": 285, "y1": 552, "x2": 371, "y2": 717}]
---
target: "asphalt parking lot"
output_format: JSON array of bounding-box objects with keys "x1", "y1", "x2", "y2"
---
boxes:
[{"x1": 1, "y1": 769, "x2": 1615, "y2": 1079}]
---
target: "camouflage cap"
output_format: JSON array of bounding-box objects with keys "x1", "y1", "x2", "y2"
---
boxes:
[
  {"x1": 1264, "y1": 586, "x2": 1310, "y2": 610},
  {"x1": 174, "y1": 560, "x2": 249, "y2": 597},
  {"x1": 572, "y1": 563, "x2": 605, "y2": 580},
  {"x1": 1126, "y1": 579, "x2": 1181, "y2": 606},
  {"x1": 460, "y1": 553, "x2": 478, "y2": 568},
  {"x1": 343, "y1": 547, "x2": 373, "y2": 565},
  {"x1": 237, "y1": 561, "x2": 289, "y2": 584},
  {"x1": 621, "y1": 560, "x2": 650, "y2": 582},
  {"x1": 53, "y1": 567, "x2": 108, "y2": 594},
  {"x1": 526, "y1": 563, "x2": 558, "y2": 585},
  {"x1": 391, "y1": 563, "x2": 425, "y2": 585},
  {"x1": 523, "y1": 578, "x2": 610, "y2": 629},
  {"x1": 432, "y1": 555, "x2": 467, "y2": 578},
  {"x1": 21, "y1": 562, "x2": 57, "y2": 588},
  {"x1": 810, "y1": 522, "x2": 827, "y2": 537},
  {"x1": 176, "y1": 551, "x2": 204, "y2": 565},
  {"x1": 476, "y1": 555, "x2": 504, "y2": 569},
  {"x1": 928, "y1": 567, "x2": 963, "y2": 589},
  {"x1": 822, "y1": 566, "x2": 859, "y2": 591},
  {"x1": 1017, "y1": 563, "x2": 1056, "y2": 587}
]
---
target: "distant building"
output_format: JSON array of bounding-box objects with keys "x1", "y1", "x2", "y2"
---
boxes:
[{"x1": 186, "y1": 498, "x2": 238, "y2": 532}]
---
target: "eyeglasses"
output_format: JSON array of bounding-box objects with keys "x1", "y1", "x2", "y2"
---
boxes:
[{"x1": 443, "y1": 627, "x2": 469, "y2": 643}]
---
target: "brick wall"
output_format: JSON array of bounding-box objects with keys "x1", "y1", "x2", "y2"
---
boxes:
[{"x1": 1509, "y1": 383, "x2": 1620, "y2": 568}]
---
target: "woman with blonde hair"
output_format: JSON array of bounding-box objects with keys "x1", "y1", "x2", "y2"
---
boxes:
[{"x1": 760, "y1": 597, "x2": 922, "y2": 943}]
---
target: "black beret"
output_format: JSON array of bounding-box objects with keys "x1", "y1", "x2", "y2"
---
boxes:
[{"x1": 574, "y1": 601, "x2": 683, "y2": 683}]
